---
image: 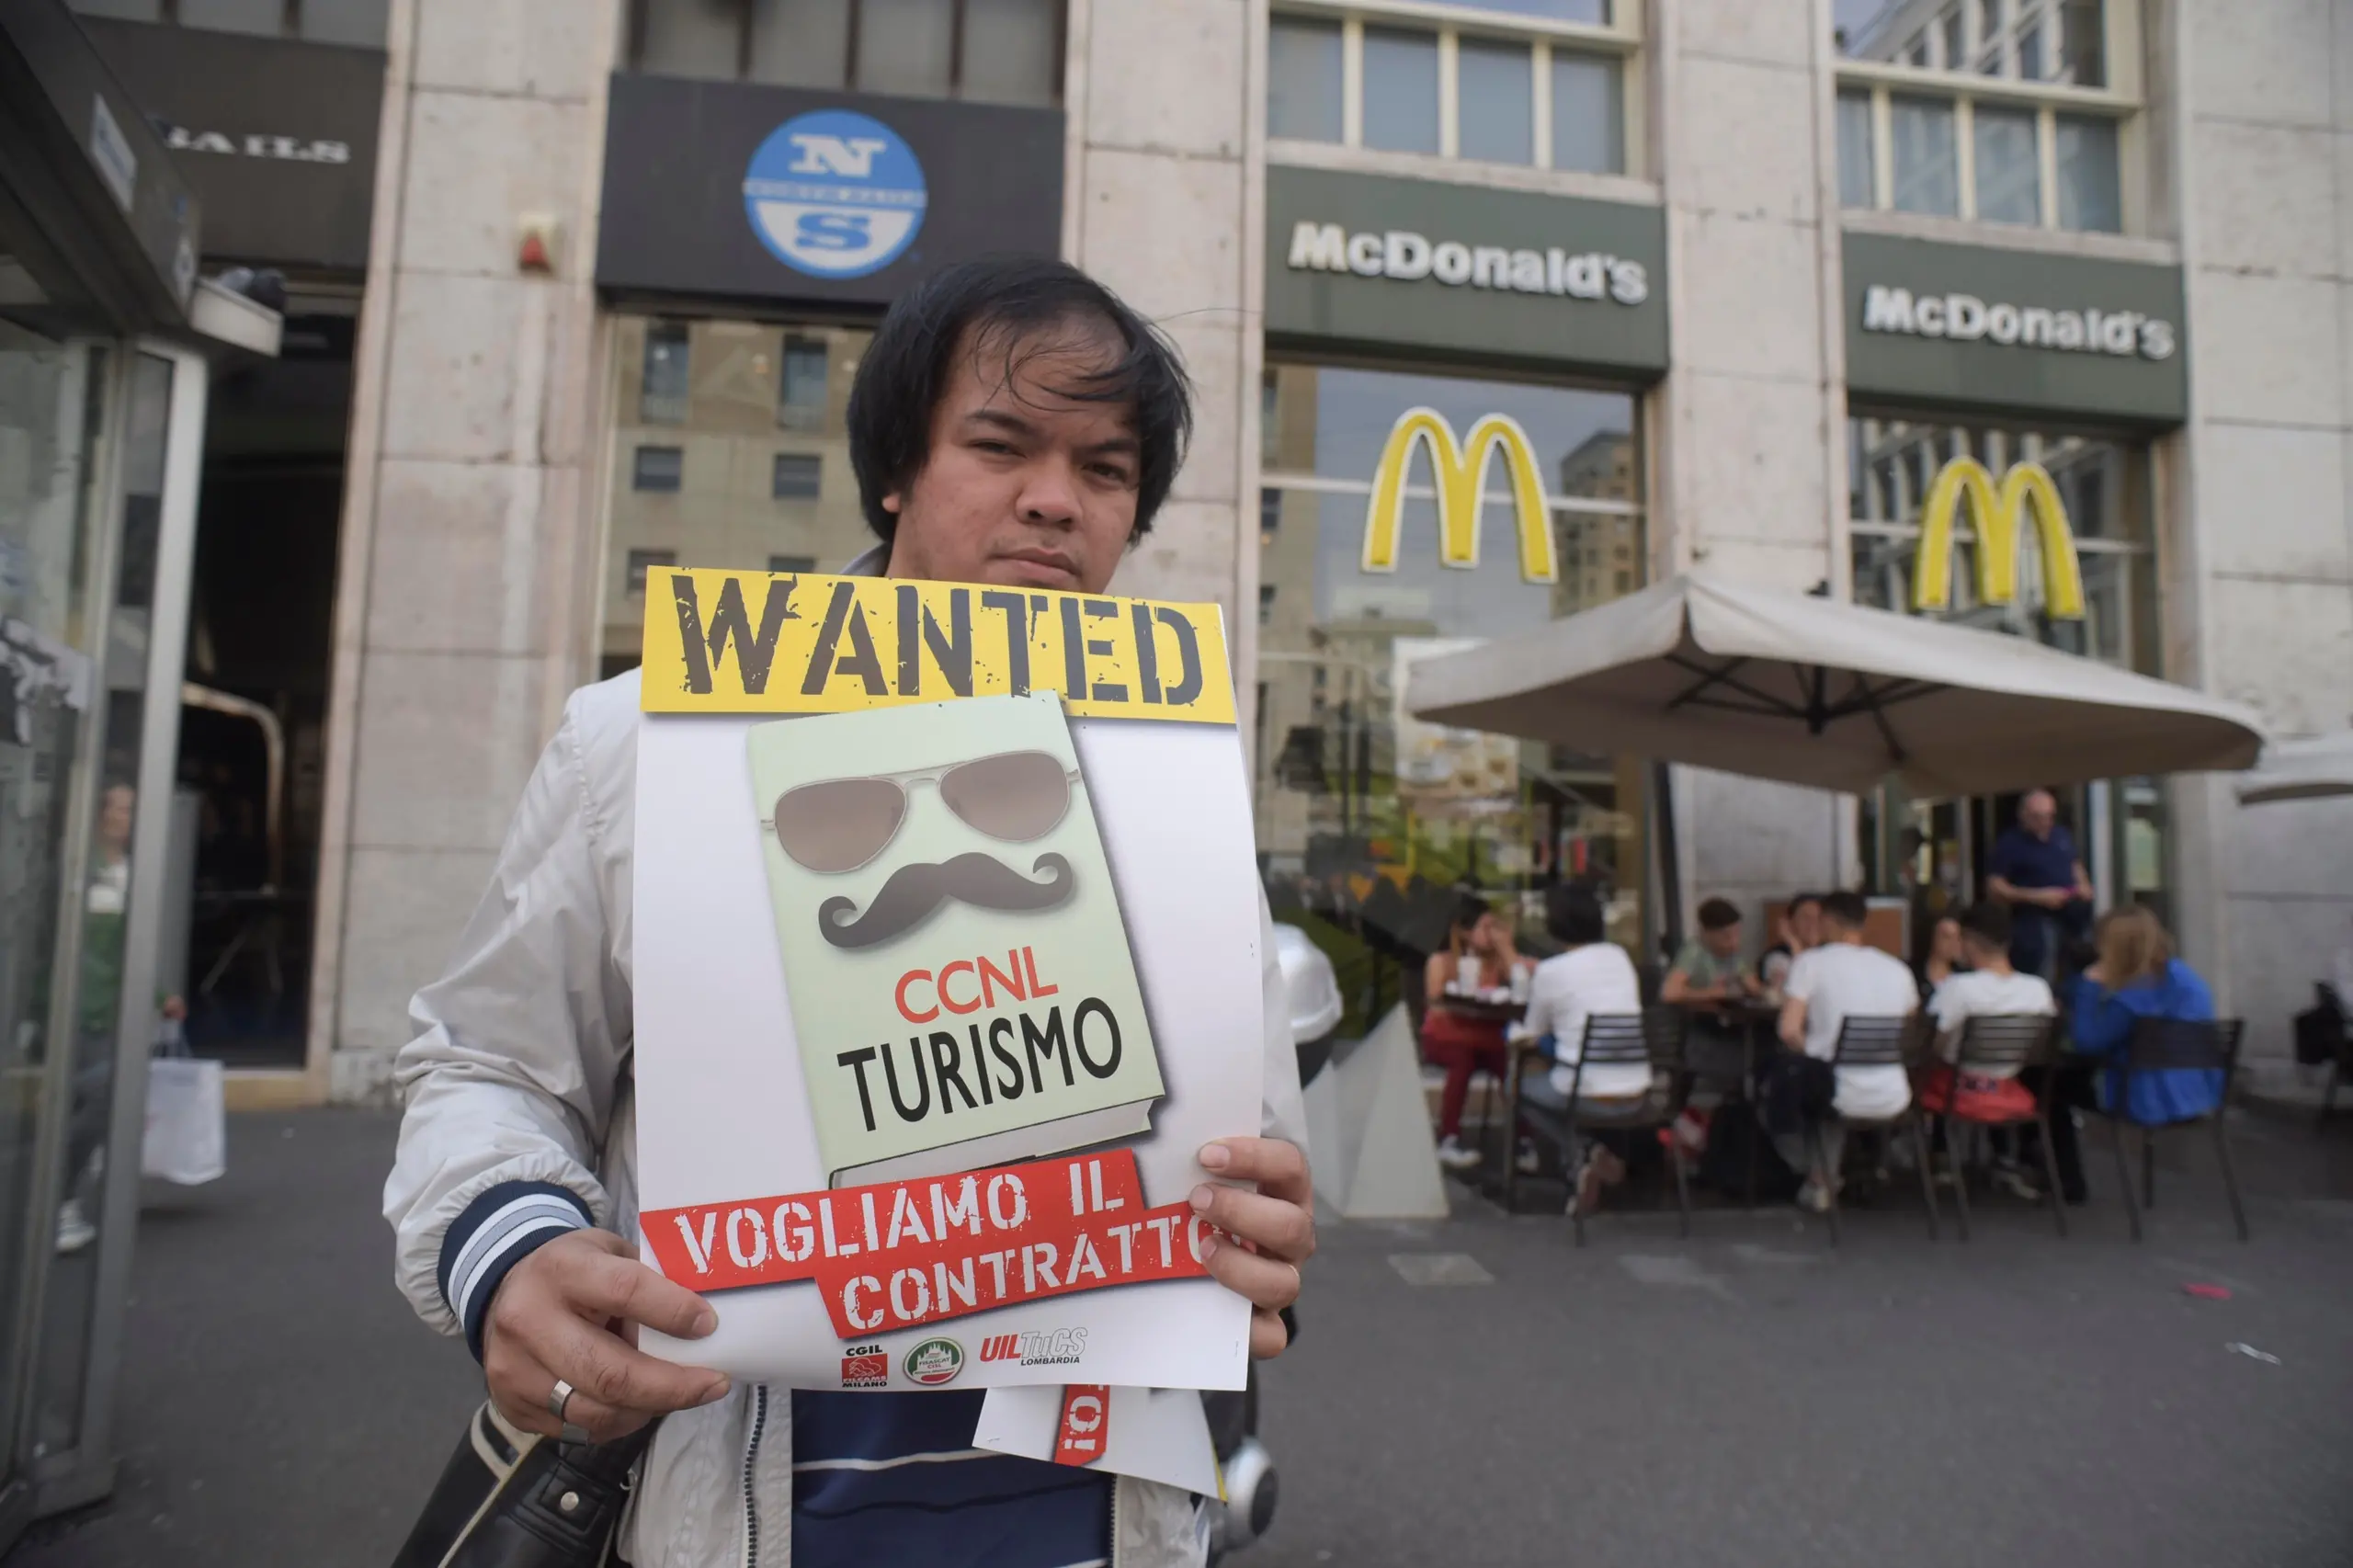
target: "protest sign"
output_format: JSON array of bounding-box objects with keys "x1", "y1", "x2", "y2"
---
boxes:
[{"x1": 633, "y1": 569, "x2": 1264, "y2": 1392}]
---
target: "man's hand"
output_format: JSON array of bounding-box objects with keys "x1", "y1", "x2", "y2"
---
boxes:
[
  {"x1": 1188, "y1": 1138, "x2": 1314, "y2": 1360},
  {"x1": 483, "y1": 1229, "x2": 730, "y2": 1443}
]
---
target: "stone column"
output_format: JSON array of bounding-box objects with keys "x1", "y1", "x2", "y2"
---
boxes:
[
  {"x1": 1652, "y1": 0, "x2": 1851, "y2": 934},
  {"x1": 313, "y1": 0, "x2": 620, "y2": 1100}
]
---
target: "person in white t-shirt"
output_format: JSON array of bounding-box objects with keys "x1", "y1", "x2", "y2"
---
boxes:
[
  {"x1": 1928, "y1": 902, "x2": 2056, "y2": 1074},
  {"x1": 1776, "y1": 892, "x2": 1917, "y2": 1210},
  {"x1": 1515, "y1": 882, "x2": 1646, "y2": 1213}
]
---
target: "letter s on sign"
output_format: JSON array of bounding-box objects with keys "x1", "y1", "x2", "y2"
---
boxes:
[{"x1": 896, "y1": 969, "x2": 938, "y2": 1024}]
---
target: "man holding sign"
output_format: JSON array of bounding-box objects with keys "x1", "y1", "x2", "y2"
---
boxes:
[{"x1": 385, "y1": 258, "x2": 1313, "y2": 1567}]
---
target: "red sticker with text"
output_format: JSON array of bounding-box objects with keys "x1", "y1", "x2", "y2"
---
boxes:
[{"x1": 1055, "y1": 1385, "x2": 1111, "y2": 1466}]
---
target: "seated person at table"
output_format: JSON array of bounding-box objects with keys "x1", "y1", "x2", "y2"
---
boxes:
[
  {"x1": 1927, "y1": 903, "x2": 2053, "y2": 1068},
  {"x1": 1517, "y1": 882, "x2": 1646, "y2": 1214},
  {"x1": 1758, "y1": 892, "x2": 1823, "y2": 992},
  {"x1": 1663, "y1": 897, "x2": 1761, "y2": 1007},
  {"x1": 1420, "y1": 893, "x2": 1534, "y2": 1171},
  {"x1": 1916, "y1": 914, "x2": 1966, "y2": 1000},
  {"x1": 1776, "y1": 892, "x2": 1916, "y2": 1212},
  {"x1": 2068, "y1": 905, "x2": 2223, "y2": 1125}
]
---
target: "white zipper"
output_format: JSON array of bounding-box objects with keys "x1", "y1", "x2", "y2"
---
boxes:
[{"x1": 741, "y1": 1383, "x2": 769, "y2": 1568}]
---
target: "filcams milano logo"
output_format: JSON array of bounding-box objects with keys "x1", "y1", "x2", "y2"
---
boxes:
[{"x1": 743, "y1": 108, "x2": 927, "y2": 279}]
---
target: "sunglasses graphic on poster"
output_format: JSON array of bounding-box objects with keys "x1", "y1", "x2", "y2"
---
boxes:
[
  {"x1": 628, "y1": 569, "x2": 1265, "y2": 1397},
  {"x1": 750, "y1": 693, "x2": 1166, "y2": 1187}
]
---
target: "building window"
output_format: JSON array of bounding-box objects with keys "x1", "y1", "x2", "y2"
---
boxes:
[
  {"x1": 1835, "y1": 0, "x2": 2129, "y2": 233},
  {"x1": 632, "y1": 446, "x2": 685, "y2": 493},
  {"x1": 1255, "y1": 360, "x2": 1650, "y2": 1012},
  {"x1": 641, "y1": 322, "x2": 691, "y2": 426},
  {"x1": 779, "y1": 335, "x2": 828, "y2": 432},
  {"x1": 626, "y1": 548, "x2": 679, "y2": 597},
  {"x1": 602, "y1": 318, "x2": 876, "y2": 676},
  {"x1": 631, "y1": 0, "x2": 1062, "y2": 107},
  {"x1": 772, "y1": 452, "x2": 823, "y2": 499},
  {"x1": 1847, "y1": 413, "x2": 2154, "y2": 671},
  {"x1": 74, "y1": 0, "x2": 391, "y2": 43},
  {"x1": 1267, "y1": 2, "x2": 1637, "y2": 176}
]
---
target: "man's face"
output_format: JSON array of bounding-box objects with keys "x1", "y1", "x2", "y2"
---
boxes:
[
  {"x1": 2020, "y1": 790, "x2": 2057, "y2": 837},
  {"x1": 882, "y1": 318, "x2": 1142, "y2": 595},
  {"x1": 1701, "y1": 922, "x2": 1741, "y2": 960},
  {"x1": 1790, "y1": 902, "x2": 1822, "y2": 947}
]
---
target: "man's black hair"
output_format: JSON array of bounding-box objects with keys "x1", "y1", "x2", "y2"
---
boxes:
[
  {"x1": 1697, "y1": 896, "x2": 1742, "y2": 932},
  {"x1": 1820, "y1": 891, "x2": 1870, "y2": 930},
  {"x1": 1449, "y1": 892, "x2": 1492, "y2": 933},
  {"x1": 1545, "y1": 881, "x2": 1608, "y2": 947},
  {"x1": 847, "y1": 256, "x2": 1194, "y2": 545},
  {"x1": 1788, "y1": 891, "x2": 1824, "y2": 912},
  {"x1": 1958, "y1": 900, "x2": 2013, "y2": 949}
]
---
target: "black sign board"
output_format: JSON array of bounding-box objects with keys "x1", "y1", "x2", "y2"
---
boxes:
[
  {"x1": 597, "y1": 74, "x2": 1063, "y2": 306},
  {"x1": 80, "y1": 17, "x2": 383, "y2": 272}
]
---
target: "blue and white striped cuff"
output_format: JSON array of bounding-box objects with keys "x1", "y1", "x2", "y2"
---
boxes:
[{"x1": 438, "y1": 1180, "x2": 595, "y2": 1361}]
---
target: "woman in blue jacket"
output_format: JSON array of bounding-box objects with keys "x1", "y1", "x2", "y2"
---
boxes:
[{"x1": 2068, "y1": 905, "x2": 2224, "y2": 1123}]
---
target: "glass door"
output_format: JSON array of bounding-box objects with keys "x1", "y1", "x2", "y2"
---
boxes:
[{"x1": 0, "y1": 327, "x2": 114, "y2": 1546}]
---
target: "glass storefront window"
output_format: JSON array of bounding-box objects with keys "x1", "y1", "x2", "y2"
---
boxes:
[
  {"x1": 639, "y1": 0, "x2": 1062, "y2": 106},
  {"x1": 1457, "y1": 39, "x2": 1535, "y2": 166},
  {"x1": 2056, "y1": 114, "x2": 2122, "y2": 233},
  {"x1": 1256, "y1": 362, "x2": 1646, "y2": 1032},
  {"x1": 600, "y1": 316, "x2": 877, "y2": 679},
  {"x1": 1362, "y1": 28, "x2": 1442, "y2": 155},
  {"x1": 1889, "y1": 96, "x2": 1960, "y2": 216},
  {"x1": 1836, "y1": 0, "x2": 2103, "y2": 86},
  {"x1": 1972, "y1": 102, "x2": 2041, "y2": 224}
]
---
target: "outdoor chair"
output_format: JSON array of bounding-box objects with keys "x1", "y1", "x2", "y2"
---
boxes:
[
  {"x1": 2084, "y1": 1017, "x2": 2247, "y2": 1243},
  {"x1": 1508, "y1": 1009, "x2": 1689, "y2": 1245},
  {"x1": 1808, "y1": 1015, "x2": 1938, "y2": 1246},
  {"x1": 2314, "y1": 983, "x2": 2352, "y2": 1135},
  {"x1": 1922, "y1": 1014, "x2": 2065, "y2": 1241}
]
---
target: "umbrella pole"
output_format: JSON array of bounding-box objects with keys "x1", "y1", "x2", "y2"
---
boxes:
[{"x1": 1652, "y1": 759, "x2": 1684, "y2": 959}]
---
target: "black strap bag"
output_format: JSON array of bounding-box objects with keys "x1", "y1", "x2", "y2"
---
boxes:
[
  {"x1": 1757, "y1": 1052, "x2": 1836, "y2": 1139},
  {"x1": 392, "y1": 1402, "x2": 654, "y2": 1568}
]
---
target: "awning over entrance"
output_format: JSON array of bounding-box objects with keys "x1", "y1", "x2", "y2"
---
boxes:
[
  {"x1": 1404, "y1": 572, "x2": 2264, "y2": 798},
  {"x1": 2235, "y1": 733, "x2": 2353, "y2": 805}
]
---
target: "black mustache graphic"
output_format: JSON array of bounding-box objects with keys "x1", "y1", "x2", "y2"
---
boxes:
[{"x1": 818, "y1": 852, "x2": 1076, "y2": 950}]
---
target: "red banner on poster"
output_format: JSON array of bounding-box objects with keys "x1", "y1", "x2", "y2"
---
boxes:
[
  {"x1": 1055, "y1": 1385, "x2": 1111, "y2": 1466},
  {"x1": 642, "y1": 1149, "x2": 1221, "y2": 1338}
]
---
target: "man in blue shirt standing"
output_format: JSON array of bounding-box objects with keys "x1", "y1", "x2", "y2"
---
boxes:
[{"x1": 1984, "y1": 789, "x2": 2094, "y2": 982}]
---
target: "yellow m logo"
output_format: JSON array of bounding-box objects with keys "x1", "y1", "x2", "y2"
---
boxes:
[
  {"x1": 1912, "y1": 458, "x2": 2086, "y2": 620},
  {"x1": 1360, "y1": 408, "x2": 1559, "y2": 585}
]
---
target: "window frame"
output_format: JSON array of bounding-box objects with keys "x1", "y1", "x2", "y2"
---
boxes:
[
  {"x1": 625, "y1": 0, "x2": 1067, "y2": 104},
  {"x1": 1268, "y1": 0, "x2": 1643, "y2": 177},
  {"x1": 1835, "y1": 0, "x2": 2140, "y2": 234}
]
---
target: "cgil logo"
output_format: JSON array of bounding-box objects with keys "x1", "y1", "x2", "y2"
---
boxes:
[
  {"x1": 1287, "y1": 222, "x2": 1647, "y2": 304},
  {"x1": 980, "y1": 1326, "x2": 1089, "y2": 1366},
  {"x1": 743, "y1": 108, "x2": 927, "y2": 280},
  {"x1": 1861, "y1": 285, "x2": 2175, "y2": 360}
]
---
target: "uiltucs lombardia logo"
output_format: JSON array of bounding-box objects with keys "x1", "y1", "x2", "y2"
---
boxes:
[{"x1": 742, "y1": 108, "x2": 927, "y2": 280}]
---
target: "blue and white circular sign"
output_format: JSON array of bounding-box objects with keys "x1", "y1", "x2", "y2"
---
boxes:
[{"x1": 742, "y1": 109, "x2": 927, "y2": 279}]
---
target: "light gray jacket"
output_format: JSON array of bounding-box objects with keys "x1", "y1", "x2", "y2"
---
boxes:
[{"x1": 383, "y1": 664, "x2": 1306, "y2": 1568}]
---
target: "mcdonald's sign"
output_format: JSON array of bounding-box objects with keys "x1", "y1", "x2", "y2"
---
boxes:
[
  {"x1": 1911, "y1": 457, "x2": 2086, "y2": 620},
  {"x1": 1359, "y1": 407, "x2": 1558, "y2": 585}
]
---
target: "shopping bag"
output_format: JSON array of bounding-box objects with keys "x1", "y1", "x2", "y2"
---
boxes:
[{"x1": 142, "y1": 1054, "x2": 226, "y2": 1185}]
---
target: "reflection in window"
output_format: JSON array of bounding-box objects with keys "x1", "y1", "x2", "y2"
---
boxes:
[
  {"x1": 779, "y1": 336, "x2": 828, "y2": 432},
  {"x1": 1255, "y1": 362, "x2": 1650, "y2": 1003},
  {"x1": 1836, "y1": 88, "x2": 1874, "y2": 208},
  {"x1": 1472, "y1": 0, "x2": 1607, "y2": 18},
  {"x1": 1972, "y1": 104, "x2": 2040, "y2": 224},
  {"x1": 641, "y1": 322, "x2": 690, "y2": 426},
  {"x1": 1836, "y1": 0, "x2": 2104, "y2": 86},
  {"x1": 632, "y1": 446, "x2": 684, "y2": 493},
  {"x1": 2056, "y1": 115, "x2": 2121, "y2": 233},
  {"x1": 1457, "y1": 40, "x2": 1534, "y2": 166},
  {"x1": 772, "y1": 453, "x2": 823, "y2": 499},
  {"x1": 1268, "y1": 17, "x2": 1344, "y2": 142},
  {"x1": 1889, "y1": 96, "x2": 1958, "y2": 216},
  {"x1": 1361, "y1": 28, "x2": 1440, "y2": 155},
  {"x1": 1550, "y1": 51, "x2": 1623, "y2": 175}
]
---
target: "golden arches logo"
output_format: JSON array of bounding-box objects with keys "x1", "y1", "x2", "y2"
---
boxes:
[
  {"x1": 1911, "y1": 458, "x2": 2086, "y2": 620},
  {"x1": 1360, "y1": 408, "x2": 1559, "y2": 585}
]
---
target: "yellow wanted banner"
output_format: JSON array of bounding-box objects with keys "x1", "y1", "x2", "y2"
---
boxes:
[{"x1": 639, "y1": 569, "x2": 1236, "y2": 724}]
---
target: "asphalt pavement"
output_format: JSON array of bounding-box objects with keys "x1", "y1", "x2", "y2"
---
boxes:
[{"x1": 8, "y1": 1105, "x2": 2352, "y2": 1567}]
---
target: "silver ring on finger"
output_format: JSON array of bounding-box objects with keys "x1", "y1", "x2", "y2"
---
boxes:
[{"x1": 547, "y1": 1377, "x2": 576, "y2": 1422}]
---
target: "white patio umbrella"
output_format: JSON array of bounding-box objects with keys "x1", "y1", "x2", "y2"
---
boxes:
[
  {"x1": 2235, "y1": 732, "x2": 2353, "y2": 805},
  {"x1": 1404, "y1": 572, "x2": 2264, "y2": 799}
]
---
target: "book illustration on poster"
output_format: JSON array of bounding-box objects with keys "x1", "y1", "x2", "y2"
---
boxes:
[{"x1": 750, "y1": 690, "x2": 1167, "y2": 1187}]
